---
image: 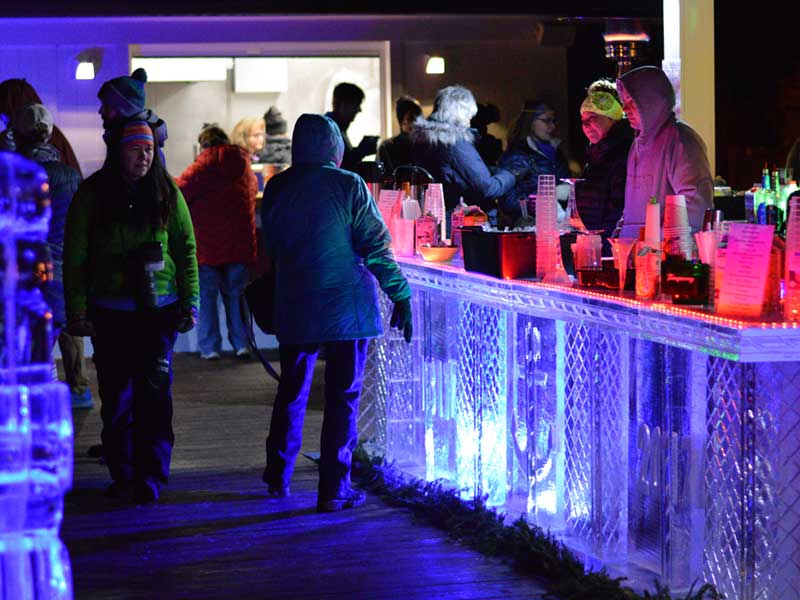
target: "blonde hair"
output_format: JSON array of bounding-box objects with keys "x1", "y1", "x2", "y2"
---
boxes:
[{"x1": 230, "y1": 117, "x2": 265, "y2": 150}]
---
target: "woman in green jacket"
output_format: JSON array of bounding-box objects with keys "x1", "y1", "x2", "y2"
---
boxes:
[{"x1": 63, "y1": 120, "x2": 199, "y2": 505}]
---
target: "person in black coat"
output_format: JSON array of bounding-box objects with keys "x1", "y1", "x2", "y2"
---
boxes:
[
  {"x1": 378, "y1": 96, "x2": 422, "y2": 174},
  {"x1": 573, "y1": 80, "x2": 634, "y2": 254},
  {"x1": 471, "y1": 102, "x2": 503, "y2": 167},
  {"x1": 325, "y1": 82, "x2": 378, "y2": 173},
  {"x1": 409, "y1": 85, "x2": 523, "y2": 219},
  {"x1": 12, "y1": 103, "x2": 92, "y2": 404}
]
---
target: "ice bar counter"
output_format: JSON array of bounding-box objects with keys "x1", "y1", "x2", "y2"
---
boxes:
[{"x1": 359, "y1": 257, "x2": 800, "y2": 599}]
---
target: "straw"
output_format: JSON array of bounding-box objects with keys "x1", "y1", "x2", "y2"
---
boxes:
[{"x1": 694, "y1": 230, "x2": 719, "y2": 265}]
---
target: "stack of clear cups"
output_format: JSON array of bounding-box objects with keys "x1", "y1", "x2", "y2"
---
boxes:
[{"x1": 536, "y1": 175, "x2": 557, "y2": 279}]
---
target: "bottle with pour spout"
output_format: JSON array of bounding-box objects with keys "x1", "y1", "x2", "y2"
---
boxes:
[
  {"x1": 451, "y1": 197, "x2": 468, "y2": 260},
  {"x1": 635, "y1": 197, "x2": 662, "y2": 299}
]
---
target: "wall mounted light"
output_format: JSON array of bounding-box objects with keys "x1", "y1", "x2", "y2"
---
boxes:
[
  {"x1": 75, "y1": 48, "x2": 103, "y2": 81},
  {"x1": 425, "y1": 56, "x2": 445, "y2": 75}
]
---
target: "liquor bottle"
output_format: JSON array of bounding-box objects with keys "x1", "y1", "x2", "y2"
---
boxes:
[
  {"x1": 755, "y1": 164, "x2": 773, "y2": 225},
  {"x1": 451, "y1": 197, "x2": 467, "y2": 259},
  {"x1": 744, "y1": 184, "x2": 760, "y2": 224},
  {"x1": 767, "y1": 168, "x2": 782, "y2": 227}
]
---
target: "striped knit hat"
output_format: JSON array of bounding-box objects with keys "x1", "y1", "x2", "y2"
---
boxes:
[{"x1": 120, "y1": 120, "x2": 154, "y2": 148}]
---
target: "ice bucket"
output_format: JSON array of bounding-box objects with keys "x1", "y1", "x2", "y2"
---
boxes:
[{"x1": 460, "y1": 226, "x2": 536, "y2": 279}]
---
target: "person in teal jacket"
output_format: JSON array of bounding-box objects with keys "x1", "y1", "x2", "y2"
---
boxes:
[
  {"x1": 261, "y1": 113, "x2": 412, "y2": 512},
  {"x1": 63, "y1": 120, "x2": 199, "y2": 505}
]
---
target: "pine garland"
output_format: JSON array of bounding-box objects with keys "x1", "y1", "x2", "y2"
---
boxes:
[{"x1": 351, "y1": 446, "x2": 724, "y2": 600}]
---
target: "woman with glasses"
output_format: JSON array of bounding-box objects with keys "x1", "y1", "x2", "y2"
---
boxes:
[
  {"x1": 497, "y1": 99, "x2": 572, "y2": 224},
  {"x1": 231, "y1": 116, "x2": 267, "y2": 163}
]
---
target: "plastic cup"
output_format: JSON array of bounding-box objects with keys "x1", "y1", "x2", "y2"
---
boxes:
[{"x1": 393, "y1": 219, "x2": 416, "y2": 257}]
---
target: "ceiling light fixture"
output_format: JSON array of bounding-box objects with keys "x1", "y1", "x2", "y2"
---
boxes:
[{"x1": 425, "y1": 56, "x2": 445, "y2": 75}]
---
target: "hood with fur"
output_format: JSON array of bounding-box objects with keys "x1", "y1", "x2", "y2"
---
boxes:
[{"x1": 410, "y1": 117, "x2": 475, "y2": 147}]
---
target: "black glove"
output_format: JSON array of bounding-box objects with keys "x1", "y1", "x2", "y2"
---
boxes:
[
  {"x1": 390, "y1": 298, "x2": 413, "y2": 344},
  {"x1": 66, "y1": 312, "x2": 96, "y2": 337},
  {"x1": 176, "y1": 306, "x2": 198, "y2": 334}
]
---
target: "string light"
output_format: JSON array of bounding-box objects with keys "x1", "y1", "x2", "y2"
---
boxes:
[{"x1": 398, "y1": 257, "x2": 798, "y2": 329}]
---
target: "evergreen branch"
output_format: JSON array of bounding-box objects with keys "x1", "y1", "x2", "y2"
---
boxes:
[{"x1": 352, "y1": 445, "x2": 724, "y2": 600}]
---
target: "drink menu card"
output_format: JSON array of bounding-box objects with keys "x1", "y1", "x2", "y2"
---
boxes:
[{"x1": 717, "y1": 223, "x2": 774, "y2": 318}]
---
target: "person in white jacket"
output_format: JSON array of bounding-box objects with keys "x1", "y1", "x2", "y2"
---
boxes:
[{"x1": 616, "y1": 65, "x2": 713, "y2": 238}]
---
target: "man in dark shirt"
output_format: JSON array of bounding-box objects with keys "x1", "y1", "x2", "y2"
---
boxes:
[
  {"x1": 378, "y1": 96, "x2": 422, "y2": 175},
  {"x1": 324, "y1": 82, "x2": 377, "y2": 173}
]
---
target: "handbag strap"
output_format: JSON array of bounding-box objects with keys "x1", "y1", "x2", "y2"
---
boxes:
[{"x1": 241, "y1": 295, "x2": 281, "y2": 382}]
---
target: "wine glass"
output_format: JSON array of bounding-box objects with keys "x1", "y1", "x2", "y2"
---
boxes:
[
  {"x1": 609, "y1": 237, "x2": 636, "y2": 292},
  {"x1": 542, "y1": 232, "x2": 572, "y2": 286},
  {"x1": 560, "y1": 178, "x2": 588, "y2": 233}
]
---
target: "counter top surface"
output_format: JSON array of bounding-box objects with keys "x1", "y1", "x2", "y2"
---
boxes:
[{"x1": 397, "y1": 257, "x2": 800, "y2": 362}]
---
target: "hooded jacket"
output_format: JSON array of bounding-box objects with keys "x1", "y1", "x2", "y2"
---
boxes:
[
  {"x1": 260, "y1": 114, "x2": 410, "y2": 344},
  {"x1": 617, "y1": 66, "x2": 713, "y2": 238},
  {"x1": 410, "y1": 117, "x2": 515, "y2": 212},
  {"x1": 177, "y1": 144, "x2": 257, "y2": 267}
]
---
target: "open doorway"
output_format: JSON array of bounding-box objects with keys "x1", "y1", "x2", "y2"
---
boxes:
[{"x1": 131, "y1": 53, "x2": 384, "y2": 176}]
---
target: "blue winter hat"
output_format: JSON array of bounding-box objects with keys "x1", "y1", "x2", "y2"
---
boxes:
[{"x1": 97, "y1": 68, "x2": 147, "y2": 119}]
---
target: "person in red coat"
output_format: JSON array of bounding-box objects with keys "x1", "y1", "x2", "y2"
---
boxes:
[{"x1": 177, "y1": 124, "x2": 257, "y2": 360}]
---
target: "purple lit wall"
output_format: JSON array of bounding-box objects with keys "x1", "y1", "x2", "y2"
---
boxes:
[{"x1": 0, "y1": 15, "x2": 569, "y2": 176}]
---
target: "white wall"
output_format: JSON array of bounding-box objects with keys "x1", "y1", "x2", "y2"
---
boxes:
[{"x1": 146, "y1": 56, "x2": 381, "y2": 176}]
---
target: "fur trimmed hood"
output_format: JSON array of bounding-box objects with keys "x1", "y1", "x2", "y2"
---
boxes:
[{"x1": 410, "y1": 117, "x2": 475, "y2": 147}]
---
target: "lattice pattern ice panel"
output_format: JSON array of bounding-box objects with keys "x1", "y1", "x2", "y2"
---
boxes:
[
  {"x1": 563, "y1": 323, "x2": 627, "y2": 558},
  {"x1": 456, "y1": 301, "x2": 507, "y2": 505},
  {"x1": 384, "y1": 292, "x2": 424, "y2": 475},
  {"x1": 704, "y1": 358, "x2": 746, "y2": 598},
  {"x1": 752, "y1": 362, "x2": 800, "y2": 600},
  {"x1": 564, "y1": 323, "x2": 593, "y2": 541},
  {"x1": 594, "y1": 329, "x2": 627, "y2": 556},
  {"x1": 359, "y1": 291, "x2": 393, "y2": 453}
]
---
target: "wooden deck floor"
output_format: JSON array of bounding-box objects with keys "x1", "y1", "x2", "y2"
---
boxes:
[{"x1": 62, "y1": 352, "x2": 547, "y2": 600}]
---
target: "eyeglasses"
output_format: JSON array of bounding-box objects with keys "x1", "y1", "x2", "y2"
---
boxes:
[{"x1": 535, "y1": 117, "x2": 557, "y2": 126}]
